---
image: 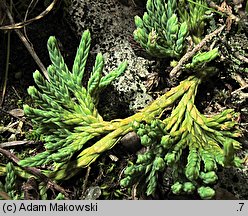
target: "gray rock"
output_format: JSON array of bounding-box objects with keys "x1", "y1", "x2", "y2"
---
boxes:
[{"x1": 67, "y1": 0, "x2": 154, "y2": 113}]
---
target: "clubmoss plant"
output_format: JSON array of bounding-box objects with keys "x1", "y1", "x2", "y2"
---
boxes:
[
  {"x1": 11, "y1": 29, "x2": 240, "y2": 189},
  {"x1": 120, "y1": 1, "x2": 245, "y2": 199},
  {"x1": 0, "y1": 162, "x2": 19, "y2": 200},
  {"x1": 134, "y1": 0, "x2": 188, "y2": 58},
  {"x1": 0, "y1": 1, "x2": 245, "y2": 199},
  {"x1": 133, "y1": 0, "x2": 210, "y2": 58},
  {"x1": 120, "y1": 79, "x2": 243, "y2": 198},
  {"x1": 19, "y1": 30, "x2": 128, "y2": 168},
  {"x1": 14, "y1": 31, "x2": 243, "y2": 200}
]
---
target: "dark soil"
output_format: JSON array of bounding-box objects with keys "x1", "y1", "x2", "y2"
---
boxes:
[{"x1": 0, "y1": 6, "x2": 79, "y2": 110}]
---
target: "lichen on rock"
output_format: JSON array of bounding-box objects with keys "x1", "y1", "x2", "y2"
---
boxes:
[{"x1": 67, "y1": 0, "x2": 154, "y2": 113}]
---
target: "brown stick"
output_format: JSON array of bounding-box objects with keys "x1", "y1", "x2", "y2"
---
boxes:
[
  {"x1": 0, "y1": 1, "x2": 50, "y2": 81},
  {"x1": 81, "y1": 166, "x2": 91, "y2": 196},
  {"x1": 0, "y1": 191, "x2": 11, "y2": 200},
  {"x1": 231, "y1": 84, "x2": 248, "y2": 95},
  {"x1": 0, "y1": 140, "x2": 37, "y2": 148},
  {"x1": 0, "y1": 0, "x2": 59, "y2": 30},
  {"x1": 207, "y1": 0, "x2": 240, "y2": 22},
  {"x1": 169, "y1": 25, "x2": 226, "y2": 78},
  {"x1": 230, "y1": 72, "x2": 247, "y2": 88},
  {"x1": 234, "y1": 52, "x2": 248, "y2": 64},
  {"x1": 0, "y1": 147, "x2": 69, "y2": 197}
]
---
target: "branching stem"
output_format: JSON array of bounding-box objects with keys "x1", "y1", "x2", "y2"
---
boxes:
[
  {"x1": 169, "y1": 25, "x2": 225, "y2": 78},
  {"x1": 0, "y1": 148, "x2": 69, "y2": 196}
]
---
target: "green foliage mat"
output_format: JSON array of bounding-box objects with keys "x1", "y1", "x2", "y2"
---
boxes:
[
  {"x1": 0, "y1": 0, "x2": 246, "y2": 200},
  {"x1": 16, "y1": 33, "x2": 244, "y2": 198}
]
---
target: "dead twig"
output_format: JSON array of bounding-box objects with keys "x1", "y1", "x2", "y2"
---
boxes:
[
  {"x1": 23, "y1": 0, "x2": 40, "y2": 41},
  {"x1": 0, "y1": 191, "x2": 11, "y2": 200},
  {"x1": 231, "y1": 84, "x2": 248, "y2": 95},
  {"x1": 207, "y1": 0, "x2": 240, "y2": 22},
  {"x1": 169, "y1": 25, "x2": 226, "y2": 78},
  {"x1": 11, "y1": 86, "x2": 22, "y2": 100},
  {"x1": 0, "y1": 0, "x2": 59, "y2": 30},
  {"x1": 0, "y1": 140, "x2": 37, "y2": 148},
  {"x1": 81, "y1": 166, "x2": 91, "y2": 196},
  {"x1": 230, "y1": 72, "x2": 248, "y2": 88},
  {"x1": 234, "y1": 52, "x2": 248, "y2": 64},
  {"x1": 0, "y1": 1, "x2": 50, "y2": 81},
  {"x1": 0, "y1": 1, "x2": 11, "y2": 107},
  {"x1": 0, "y1": 147, "x2": 69, "y2": 197}
]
